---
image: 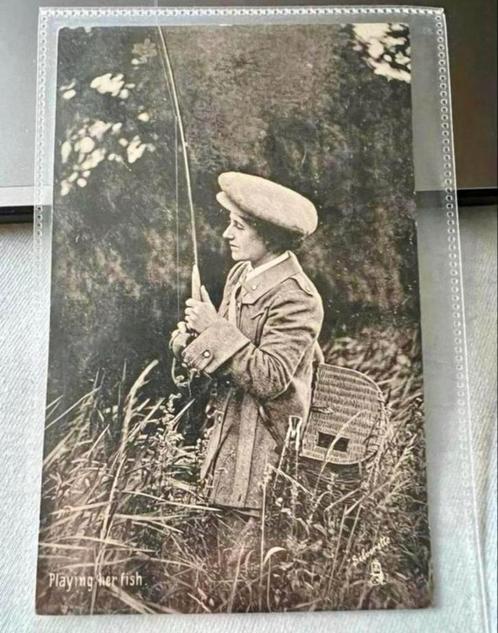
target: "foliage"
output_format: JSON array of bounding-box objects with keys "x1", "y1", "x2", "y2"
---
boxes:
[
  {"x1": 50, "y1": 23, "x2": 417, "y2": 407},
  {"x1": 37, "y1": 329, "x2": 430, "y2": 614}
]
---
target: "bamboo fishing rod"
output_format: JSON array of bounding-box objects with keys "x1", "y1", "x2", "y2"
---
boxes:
[
  {"x1": 157, "y1": 26, "x2": 203, "y2": 392},
  {"x1": 156, "y1": 26, "x2": 201, "y2": 301}
]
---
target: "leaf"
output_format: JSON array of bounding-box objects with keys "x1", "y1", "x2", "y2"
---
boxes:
[{"x1": 263, "y1": 546, "x2": 286, "y2": 567}]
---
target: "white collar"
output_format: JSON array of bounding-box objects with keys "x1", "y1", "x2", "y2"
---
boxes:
[{"x1": 245, "y1": 251, "x2": 290, "y2": 281}]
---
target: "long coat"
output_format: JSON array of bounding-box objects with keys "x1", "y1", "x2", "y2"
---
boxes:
[{"x1": 182, "y1": 252, "x2": 324, "y2": 510}]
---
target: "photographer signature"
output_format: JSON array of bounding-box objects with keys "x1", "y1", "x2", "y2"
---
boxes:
[{"x1": 351, "y1": 535, "x2": 391, "y2": 586}]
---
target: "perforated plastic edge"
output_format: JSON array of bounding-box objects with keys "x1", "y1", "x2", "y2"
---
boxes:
[
  {"x1": 38, "y1": 5, "x2": 444, "y2": 18},
  {"x1": 434, "y1": 12, "x2": 491, "y2": 633}
]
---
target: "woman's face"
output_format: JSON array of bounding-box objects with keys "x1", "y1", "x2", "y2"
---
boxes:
[{"x1": 222, "y1": 211, "x2": 271, "y2": 266}]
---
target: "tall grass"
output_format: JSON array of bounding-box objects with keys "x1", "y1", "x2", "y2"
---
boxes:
[{"x1": 36, "y1": 327, "x2": 431, "y2": 614}]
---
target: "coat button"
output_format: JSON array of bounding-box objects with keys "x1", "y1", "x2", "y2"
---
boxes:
[
  {"x1": 251, "y1": 284, "x2": 257, "y2": 290},
  {"x1": 202, "y1": 350, "x2": 211, "y2": 358}
]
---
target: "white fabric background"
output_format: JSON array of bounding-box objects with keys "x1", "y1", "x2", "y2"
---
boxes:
[{"x1": 0, "y1": 206, "x2": 496, "y2": 632}]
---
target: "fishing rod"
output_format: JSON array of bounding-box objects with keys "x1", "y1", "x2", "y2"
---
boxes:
[
  {"x1": 156, "y1": 26, "x2": 202, "y2": 392},
  {"x1": 157, "y1": 26, "x2": 201, "y2": 303}
]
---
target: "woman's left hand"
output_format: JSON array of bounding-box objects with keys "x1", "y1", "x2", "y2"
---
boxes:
[{"x1": 184, "y1": 286, "x2": 218, "y2": 334}]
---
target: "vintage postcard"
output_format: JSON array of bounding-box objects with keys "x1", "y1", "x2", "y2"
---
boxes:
[{"x1": 36, "y1": 18, "x2": 431, "y2": 614}]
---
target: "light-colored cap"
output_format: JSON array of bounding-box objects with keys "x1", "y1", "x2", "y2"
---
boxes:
[{"x1": 216, "y1": 172, "x2": 318, "y2": 237}]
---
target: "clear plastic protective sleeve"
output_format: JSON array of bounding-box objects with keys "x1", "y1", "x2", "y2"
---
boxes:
[{"x1": 32, "y1": 6, "x2": 489, "y2": 633}]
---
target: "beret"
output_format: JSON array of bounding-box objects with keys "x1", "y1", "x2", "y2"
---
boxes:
[{"x1": 216, "y1": 172, "x2": 318, "y2": 237}]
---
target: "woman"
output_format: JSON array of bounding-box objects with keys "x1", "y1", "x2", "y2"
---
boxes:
[{"x1": 172, "y1": 172, "x2": 324, "y2": 530}]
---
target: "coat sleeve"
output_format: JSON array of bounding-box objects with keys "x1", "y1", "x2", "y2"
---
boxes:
[{"x1": 181, "y1": 284, "x2": 323, "y2": 401}]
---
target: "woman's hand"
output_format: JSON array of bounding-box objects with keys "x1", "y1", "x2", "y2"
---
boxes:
[
  {"x1": 170, "y1": 321, "x2": 191, "y2": 359},
  {"x1": 184, "y1": 286, "x2": 218, "y2": 334}
]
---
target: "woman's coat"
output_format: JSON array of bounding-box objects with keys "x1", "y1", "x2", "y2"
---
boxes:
[{"x1": 182, "y1": 252, "x2": 324, "y2": 509}]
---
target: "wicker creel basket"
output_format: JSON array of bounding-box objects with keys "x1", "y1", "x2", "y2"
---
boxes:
[{"x1": 301, "y1": 363, "x2": 387, "y2": 466}]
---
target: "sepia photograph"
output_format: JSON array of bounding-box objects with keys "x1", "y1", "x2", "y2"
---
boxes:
[{"x1": 36, "y1": 20, "x2": 431, "y2": 615}]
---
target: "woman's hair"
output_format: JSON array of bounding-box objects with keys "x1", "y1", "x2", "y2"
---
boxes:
[{"x1": 247, "y1": 216, "x2": 305, "y2": 254}]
